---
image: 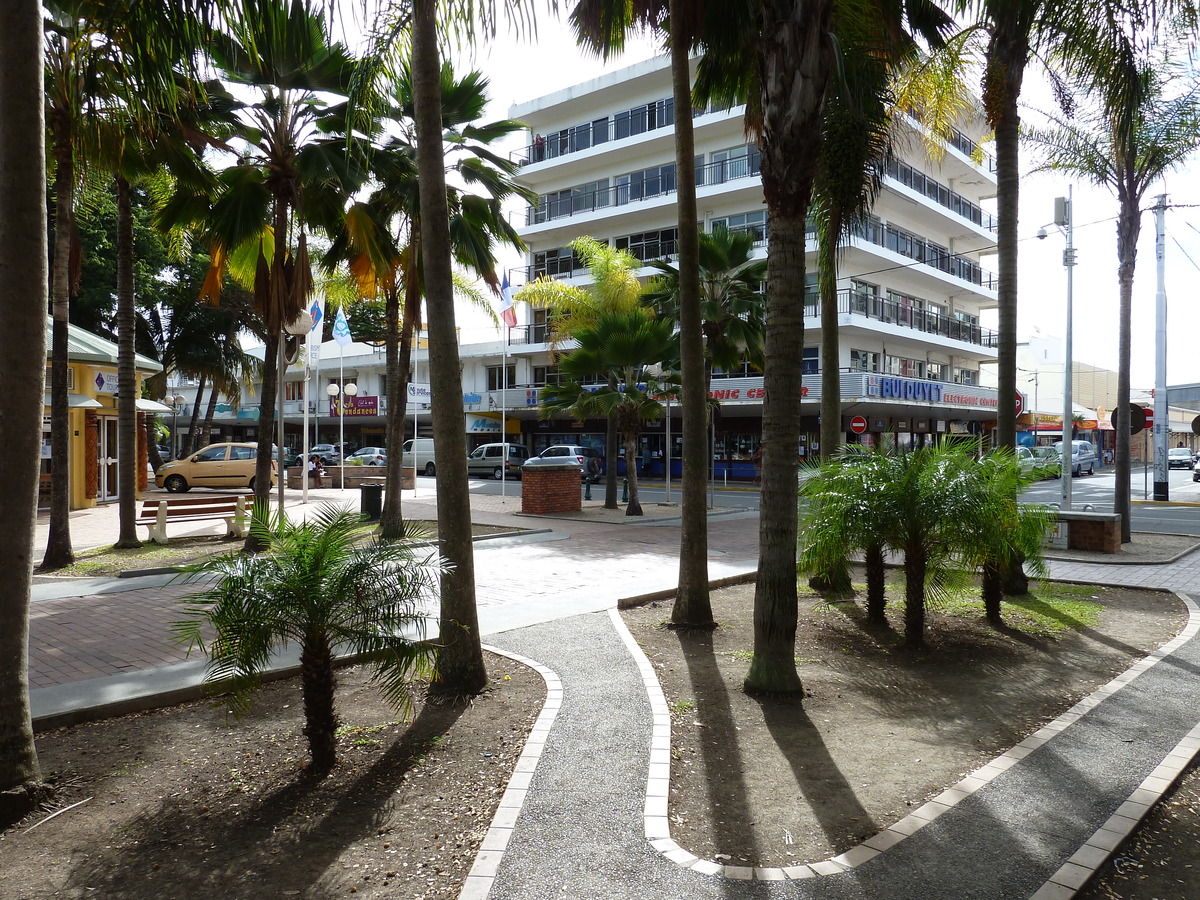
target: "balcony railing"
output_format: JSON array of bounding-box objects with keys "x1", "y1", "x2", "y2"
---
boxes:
[
  {"x1": 885, "y1": 158, "x2": 996, "y2": 232},
  {"x1": 806, "y1": 289, "x2": 998, "y2": 348},
  {"x1": 526, "y1": 153, "x2": 760, "y2": 226},
  {"x1": 853, "y1": 219, "x2": 997, "y2": 291},
  {"x1": 515, "y1": 98, "x2": 678, "y2": 164}
]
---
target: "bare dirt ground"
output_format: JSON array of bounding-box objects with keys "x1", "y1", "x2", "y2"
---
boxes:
[
  {"x1": 621, "y1": 577, "x2": 1186, "y2": 869},
  {"x1": 3, "y1": 655, "x2": 543, "y2": 900}
]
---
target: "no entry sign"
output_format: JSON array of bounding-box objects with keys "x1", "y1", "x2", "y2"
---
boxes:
[{"x1": 849, "y1": 415, "x2": 868, "y2": 434}]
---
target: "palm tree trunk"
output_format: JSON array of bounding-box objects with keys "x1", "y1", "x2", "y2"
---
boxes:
[
  {"x1": 988, "y1": 38, "x2": 1027, "y2": 454},
  {"x1": 903, "y1": 548, "x2": 927, "y2": 648},
  {"x1": 982, "y1": 565, "x2": 1003, "y2": 624},
  {"x1": 300, "y1": 634, "x2": 338, "y2": 772},
  {"x1": 1114, "y1": 196, "x2": 1138, "y2": 543},
  {"x1": 413, "y1": 0, "x2": 485, "y2": 696},
  {"x1": 186, "y1": 373, "x2": 207, "y2": 454},
  {"x1": 0, "y1": 0, "x2": 50, "y2": 822},
  {"x1": 624, "y1": 425, "x2": 643, "y2": 516},
  {"x1": 246, "y1": 331, "x2": 278, "y2": 553},
  {"x1": 667, "y1": 6, "x2": 713, "y2": 627},
  {"x1": 115, "y1": 175, "x2": 141, "y2": 547},
  {"x1": 603, "y1": 382, "x2": 620, "y2": 509},
  {"x1": 819, "y1": 209, "x2": 842, "y2": 459},
  {"x1": 382, "y1": 256, "x2": 419, "y2": 541},
  {"x1": 199, "y1": 385, "x2": 219, "y2": 448},
  {"x1": 41, "y1": 130, "x2": 76, "y2": 571},
  {"x1": 743, "y1": 0, "x2": 834, "y2": 696},
  {"x1": 865, "y1": 542, "x2": 886, "y2": 623}
]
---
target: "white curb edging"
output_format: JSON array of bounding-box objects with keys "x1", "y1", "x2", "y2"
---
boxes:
[
  {"x1": 457, "y1": 645, "x2": 564, "y2": 900},
  {"x1": 610, "y1": 594, "x2": 1200, "y2": 885}
]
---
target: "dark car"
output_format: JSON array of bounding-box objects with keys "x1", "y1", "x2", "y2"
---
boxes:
[{"x1": 535, "y1": 444, "x2": 603, "y2": 482}]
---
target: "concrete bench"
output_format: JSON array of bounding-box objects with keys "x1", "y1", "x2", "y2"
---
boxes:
[
  {"x1": 136, "y1": 494, "x2": 252, "y2": 544},
  {"x1": 1049, "y1": 509, "x2": 1122, "y2": 554}
]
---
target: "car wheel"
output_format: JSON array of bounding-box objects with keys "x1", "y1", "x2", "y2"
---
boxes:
[
  {"x1": 1087, "y1": 462, "x2": 1094, "y2": 475},
  {"x1": 493, "y1": 466, "x2": 505, "y2": 480},
  {"x1": 248, "y1": 477, "x2": 257, "y2": 491},
  {"x1": 164, "y1": 474, "x2": 188, "y2": 493},
  {"x1": 425, "y1": 462, "x2": 436, "y2": 476}
]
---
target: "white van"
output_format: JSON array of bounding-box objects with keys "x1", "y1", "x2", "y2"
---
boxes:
[{"x1": 402, "y1": 438, "x2": 437, "y2": 475}]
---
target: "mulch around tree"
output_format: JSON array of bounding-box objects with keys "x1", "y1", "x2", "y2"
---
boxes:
[
  {"x1": 2, "y1": 653, "x2": 543, "y2": 900},
  {"x1": 621, "y1": 578, "x2": 1186, "y2": 868}
]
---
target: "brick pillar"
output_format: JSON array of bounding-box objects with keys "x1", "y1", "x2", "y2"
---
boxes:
[
  {"x1": 521, "y1": 465, "x2": 582, "y2": 514},
  {"x1": 84, "y1": 410, "x2": 99, "y2": 500}
]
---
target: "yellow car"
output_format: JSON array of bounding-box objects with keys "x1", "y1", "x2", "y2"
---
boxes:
[{"x1": 155, "y1": 442, "x2": 277, "y2": 493}]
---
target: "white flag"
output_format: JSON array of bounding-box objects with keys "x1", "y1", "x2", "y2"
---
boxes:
[
  {"x1": 307, "y1": 296, "x2": 325, "y2": 363},
  {"x1": 333, "y1": 305, "x2": 352, "y2": 346}
]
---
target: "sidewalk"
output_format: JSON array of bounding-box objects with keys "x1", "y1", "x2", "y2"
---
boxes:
[{"x1": 26, "y1": 483, "x2": 1200, "y2": 899}]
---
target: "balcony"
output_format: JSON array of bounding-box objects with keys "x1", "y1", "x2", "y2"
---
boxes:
[
  {"x1": 525, "y1": 153, "x2": 761, "y2": 227},
  {"x1": 808, "y1": 290, "x2": 997, "y2": 348},
  {"x1": 853, "y1": 219, "x2": 997, "y2": 291},
  {"x1": 885, "y1": 158, "x2": 996, "y2": 232}
]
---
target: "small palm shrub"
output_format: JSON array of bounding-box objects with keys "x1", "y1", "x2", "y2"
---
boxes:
[{"x1": 174, "y1": 504, "x2": 444, "y2": 772}]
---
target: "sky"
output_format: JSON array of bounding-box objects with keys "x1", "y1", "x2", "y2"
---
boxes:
[{"x1": 415, "y1": 11, "x2": 1200, "y2": 391}]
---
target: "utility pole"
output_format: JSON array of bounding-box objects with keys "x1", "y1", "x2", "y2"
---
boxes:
[{"x1": 1154, "y1": 195, "x2": 1169, "y2": 501}]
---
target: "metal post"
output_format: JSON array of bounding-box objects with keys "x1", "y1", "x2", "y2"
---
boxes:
[
  {"x1": 1059, "y1": 188, "x2": 1075, "y2": 511},
  {"x1": 1154, "y1": 194, "x2": 1169, "y2": 501},
  {"x1": 277, "y1": 336, "x2": 286, "y2": 508},
  {"x1": 664, "y1": 393, "x2": 671, "y2": 503}
]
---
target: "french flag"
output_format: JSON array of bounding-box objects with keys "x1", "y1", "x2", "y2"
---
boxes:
[{"x1": 500, "y1": 275, "x2": 517, "y2": 328}]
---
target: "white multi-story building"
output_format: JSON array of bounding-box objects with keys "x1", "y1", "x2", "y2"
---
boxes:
[
  {"x1": 197, "y1": 54, "x2": 1003, "y2": 481},
  {"x1": 506, "y1": 54, "x2": 1002, "y2": 476}
]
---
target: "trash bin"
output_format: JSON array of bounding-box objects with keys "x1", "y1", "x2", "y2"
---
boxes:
[{"x1": 359, "y1": 482, "x2": 383, "y2": 520}]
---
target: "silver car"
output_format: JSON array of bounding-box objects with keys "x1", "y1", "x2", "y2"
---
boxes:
[
  {"x1": 536, "y1": 444, "x2": 603, "y2": 482},
  {"x1": 467, "y1": 442, "x2": 528, "y2": 479}
]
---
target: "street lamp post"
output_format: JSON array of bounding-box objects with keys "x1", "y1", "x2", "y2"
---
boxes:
[
  {"x1": 169, "y1": 394, "x2": 186, "y2": 460},
  {"x1": 326, "y1": 381, "x2": 358, "y2": 490},
  {"x1": 1037, "y1": 186, "x2": 1075, "y2": 510}
]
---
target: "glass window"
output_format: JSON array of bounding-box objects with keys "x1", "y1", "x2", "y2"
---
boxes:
[
  {"x1": 487, "y1": 365, "x2": 515, "y2": 391},
  {"x1": 851, "y1": 349, "x2": 880, "y2": 373},
  {"x1": 229, "y1": 445, "x2": 256, "y2": 460},
  {"x1": 196, "y1": 445, "x2": 228, "y2": 463},
  {"x1": 802, "y1": 347, "x2": 818, "y2": 375}
]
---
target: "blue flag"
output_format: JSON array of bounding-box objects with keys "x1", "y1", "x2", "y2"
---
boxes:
[{"x1": 333, "y1": 305, "x2": 352, "y2": 346}]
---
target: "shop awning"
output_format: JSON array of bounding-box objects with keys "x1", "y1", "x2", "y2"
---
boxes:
[
  {"x1": 44, "y1": 392, "x2": 102, "y2": 409},
  {"x1": 136, "y1": 398, "x2": 173, "y2": 413}
]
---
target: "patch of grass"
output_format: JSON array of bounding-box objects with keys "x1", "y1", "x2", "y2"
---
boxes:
[
  {"x1": 728, "y1": 649, "x2": 754, "y2": 663},
  {"x1": 670, "y1": 699, "x2": 697, "y2": 715},
  {"x1": 927, "y1": 580, "x2": 1106, "y2": 637}
]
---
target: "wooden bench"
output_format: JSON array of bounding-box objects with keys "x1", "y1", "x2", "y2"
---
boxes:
[{"x1": 137, "y1": 494, "x2": 253, "y2": 544}]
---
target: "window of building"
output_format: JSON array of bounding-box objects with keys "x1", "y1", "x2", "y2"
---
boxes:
[
  {"x1": 802, "y1": 347, "x2": 818, "y2": 375},
  {"x1": 487, "y1": 365, "x2": 515, "y2": 391},
  {"x1": 926, "y1": 362, "x2": 946, "y2": 381},
  {"x1": 533, "y1": 246, "x2": 578, "y2": 278},
  {"x1": 571, "y1": 178, "x2": 610, "y2": 214},
  {"x1": 615, "y1": 228, "x2": 678, "y2": 262},
  {"x1": 953, "y1": 367, "x2": 977, "y2": 385},
  {"x1": 883, "y1": 356, "x2": 926, "y2": 378},
  {"x1": 851, "y1": 349, "x2": 881, "y2": 372},
  {"x1": 706, "y1": 144, "x2": 762, "y2": 184},
  {"x1": 615, "y1": 164, "x2": 675, "y2": 204},
  {"x1": 710, "y1": 209, "x2": 767, "y2": 243},
  {"x1": 533, "y1": 364, "x2": 564, "y2": 386}
]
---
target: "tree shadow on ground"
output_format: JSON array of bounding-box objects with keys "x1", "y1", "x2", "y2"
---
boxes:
[{"x1": 61, "y1": 693, "x2": 471, "y2": 898}]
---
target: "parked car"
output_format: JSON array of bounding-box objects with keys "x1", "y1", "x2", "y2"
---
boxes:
[
  {"x1": 346, "y1": 446, "x2": 387, "y2": 466},
  {"x1": 282, "y1": 449, "x2": 303, "y2": 469},
  {"x1": 1194, "y1": 458, "x2": 1200, "y2": 483},
  {"x1": 534, "y1": 444, "x2": 603, "y2": 482},
  {"x1": 155, "y1": 442, "x2": 277, "y2": 493},
  {"x1": 401, "y1": 438, "x2": 437, "y2": 476},
  {"x1": 310, "y1": 443, "x2": 341, "y2": 466},
  {"x1": 467, "y1": 442, "x2": 529, "y2": 479},
  {"x1": 1053, "y1": 439, "x2": 1097, "y2": 477},
  {"x1": 1168, "y1": 447, "x2": 1193, "y2": 469},
  {"x1": 1030, "y1": 446, "x2": 1062, "y2": 478}
]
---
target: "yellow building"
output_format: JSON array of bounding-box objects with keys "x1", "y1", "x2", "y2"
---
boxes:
[{"x1": 42, "y1": 318, "x2": 166, "y2": 510}]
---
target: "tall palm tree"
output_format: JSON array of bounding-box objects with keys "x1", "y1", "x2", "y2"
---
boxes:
[
  {"x1": 329, "y1": 62, "x2": 528, "y2": 542},
  {"x1": 176, "y1": 505, "x2": 442, "y2": 772},
  {"x1": 1024, "y1": 49, "x2": 1200, "y2": 543},
  {"x1": 159, "y1": 0, "x2": 363, "y2": 550},
  {"x1": 645, "y1": 228, "x2": 768, "y2": 401},
  {"x1": 0, "y1": 0, "x2": 51, "y2": 826},
  {"x1": 540, "y1": 307, "x2": 679, "y2": 516},
  {"x1": 517, "y1": 237, "x2": 648, "y2": 511},
  {"x1": 570, "y1": 0, "x2": 716, "y2": 626}
]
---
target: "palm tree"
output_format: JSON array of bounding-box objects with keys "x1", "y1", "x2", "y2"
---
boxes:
[
  {"x1": 540, "y1": 307, "x2": 679, "y2": 516},
  {"x1": 1024, "y1": 49, "x2": 1200, "y2": 543},
  {"x1": 0, "y1": 0, "x2": 51, "y2": 827},
  {"x1": 646, "y1": 228, "x2": 768, "y2": 401},
  {"x1": 799, "y1": 447, "x2": 895, "y2": 620},
  {"x1": 517, "y1": 237, "x2": 648, "y2": 511},
  {"x1": 158, "y1": 0, "x2": 363, "y2": 550},
  {"x1": 328, "y1": 62, "x2": 529, "y2": 542},
  {"x1": 175, "y1": 505, "x2": 442, "y2": 772},
  {"x1": 959, "y1": 449, "x2": 1053, "y2": 622},
  {"x1": 570, "y1": 0, "x2": 715, "y2": 625}
]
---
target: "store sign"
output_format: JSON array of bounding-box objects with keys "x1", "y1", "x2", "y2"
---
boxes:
[
  {"x1": 328, "y1": 395, "x2": 379, "y2": 417},
  {"x1": 407, "y1": 383, "x2": 432, "y2": 405},
  {"x1": 92, "y1": 370, "x2": 119, "y2": 394},
  {"x1": 868, "y1": 376, "x2": 943, "y2": 402}
]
